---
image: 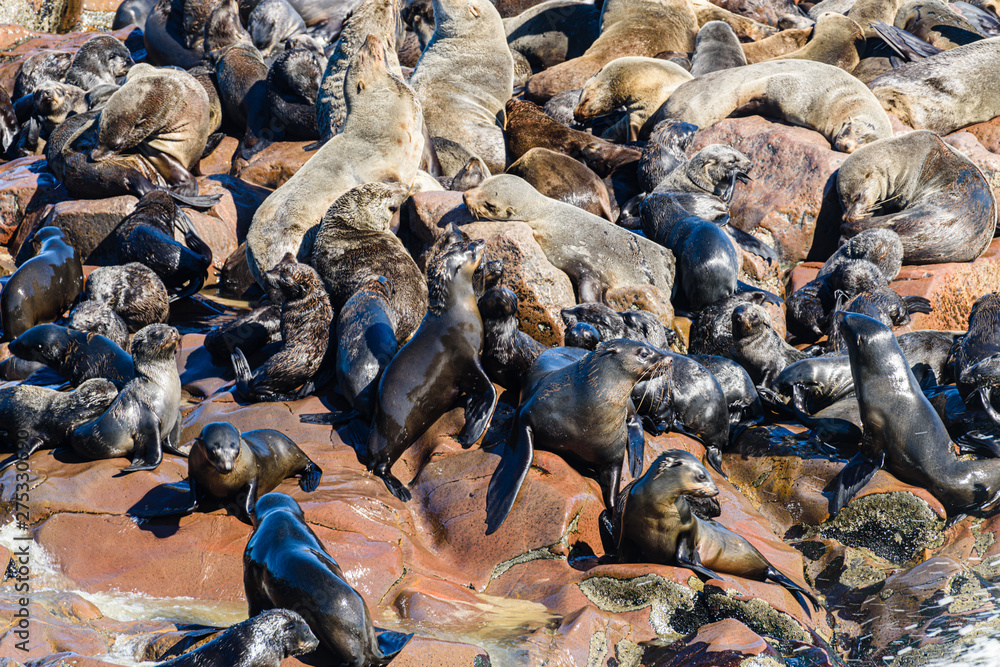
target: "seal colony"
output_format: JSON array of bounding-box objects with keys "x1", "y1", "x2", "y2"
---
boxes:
[{"x1": 9, "y1": 0, "x2": 1000, "y2": 663}]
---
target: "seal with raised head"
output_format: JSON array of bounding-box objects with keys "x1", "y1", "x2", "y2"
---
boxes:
[
  {"x1": 13, "y1": 51, "x2": 73, "y2": 101},
  {"x1": 1, "y1": 226, "x2": 83, "y2": 341},
  {"x1": 159, "y1": 608, "x2": 318, "y2": 667},
  {"x1": 246, "y1": 35, "x2": 424, "y2": 286},
  {"x1": 312, "y1": 182, "x2": 428, "y2": 342},
  {"x1": 71, "y1": 324, "x2": 184, "y2": 472},
  {"x1": 658, "y1": 60, "x2": 892, "y2": 153},
  {"x1": 478, "y1": 285, "x2": 547, "y2": 393},
  {"x1": 832, "y1": 312, "x2": 1000, "y2": 517},
  {"x1": 365, "y1": 240, "x2": 498, "y2": 501},
  {"x1": 65, "y1": 35, "x2": 134, "y2": 92},
  {"x1": 773, "y1": 12, "x2": 865, "y2": 71},
  {"x1": 838, "y1": 130, "x2": 996, "y2": 264},
  {"x1": 604, "y1": 449, "x2": 820, "y2": 615},
  {"x1": 486, "y1": 339, "x2": 670, "y2": 534},
  {"x1": 232, "y1": 254, "x2": 333, "y2": 402},
  {"x1": 83, "y1": 263, "x2": 170, "y2": 333},
  {"x1": 244, "y1": 493, "x2": 413, "y2": 665},
  {"x1": 9, "y1": 324, "x2": 135, "y2": 389},
  {"x1": 464, "y1": 175, "x2": 676, "y2": 304},
  {"x1": 410, "y1": 0, "x2": 514, "y2": 175},
  {"x1": 0, "y1": 379, "x2": 118, "y2": 469}
]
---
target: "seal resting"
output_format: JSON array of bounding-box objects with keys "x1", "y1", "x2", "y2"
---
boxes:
[
  {"x1": 657, "y1": 60, "x2": 892, "y2": 153},
  {"x1": 244, "y1": 493, "x2": 413, "y2": 665},
  {"x1": 71, "y1": 324, "x2": 184, "y2": 472},
  {"x1": 1, "y1": 227, "x2": 83, "y2": 341},
  {"x1": 9, "y1": 324, "x2": 135, "y2": 389},
  {"x1": 365, "y1": 240, "x2": 498, "y2": 501},
  {"x1": 832, "y1": 312, "x2": 1000, "y2": 518},
  {"x1": 464, "y1": 175, "x2": 676, "y2": 304},
  {"x1": 505, "y1": 148, "x2": 615, "y2": 220},
  {"x1": 486, "y1": 339, "x2": 670, "y2": 534},
  {"x1": 83, "y1": 264, "x2": 170, "y2": 332},
  {"x1": 410, "y1": 0, "x2": 514, "y2": 175},
  {"x1": 246, "y1": 35, "x2": 424, "y2": 286},
  {"x1": 838, "y1": 131, "x2": 996, "y2": 264},
  {"x1": 948, "y1": 292, "x2": 1000, "y2": 425},
  {"x1": 603, "y1": 450, "x2": 821, "y2": 615}
]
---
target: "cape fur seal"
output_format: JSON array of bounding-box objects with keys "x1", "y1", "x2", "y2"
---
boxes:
[
  {"x1": 658, "y1": 60, "x2": 892, "y2": 153},
  {"x1": 9, "y1": 324, "x2": 135, "y2": 389},
  {"x1": 246, "y1": 35, "x2": 424, "y2": 286}
]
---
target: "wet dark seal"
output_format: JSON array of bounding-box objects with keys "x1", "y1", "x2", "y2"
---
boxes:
[
  {"x1": 365, "y1": 240, "x2": 498, "y2": 501},
  {"x1": 9, "y1": 324, "x2": 135, "y2": 390},
  {"x1": 478, "y1": 285, "x2": 546, "y2": 393},
  {"x1": 948, "y1": 292, "x2": 1000, "y2": 425},
  {"x1": 244, "y1": 493, "x2": 413, "y2": 665}
]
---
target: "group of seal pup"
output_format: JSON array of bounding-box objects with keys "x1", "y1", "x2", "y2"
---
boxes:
[{"x1": 8, "y1": 0, "x2": 1000, "y2": 659}]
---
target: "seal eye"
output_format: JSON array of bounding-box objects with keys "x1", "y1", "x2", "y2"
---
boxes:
[{"x1": 697, "y1": 473, "x2": 707, "y2": 481}]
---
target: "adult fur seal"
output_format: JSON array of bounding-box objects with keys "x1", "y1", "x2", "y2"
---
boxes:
[
  {"x1": 573, "y1": 57, "x2": 693, "y2": 142},
  {"x1": 1, "y1": 227, "x2": 83, "y2": 341},
  {"x1": 9, "y1": 324, "x2": 135, "y2": 389},
  {"x1": 0, "y1": 380, "x2": 118, "y2": 468},
  {"x1": 410, "y1": 0, "x2": 514, "y2": 175},
  {"x1": 505, "y1": 147, "x2": 615, "y2": 220},
  {"x1": 366, "y1": 241, "x2": 497, "y2": 500},
  {"x1": 312, "y1": 182, "x2": 428, "y2": 342},
  {"x1": 838, "y1": 131, "x2": 996, "y2": 264},
  {"x1": 603, "y1": 450, "x2": 820, "y2": 615},
  {"x1": 138, "y1": 422, "x2": 322, "y2": 522},
  {"x1": 478, "y1": 285, "x2": 547, "y2": 393},
  {"x1": 689, "y1": 20, "x2": 747, "y2": 76},
  {"x1": 486, "y1": 339, "x2": 669, "y2": 534},
  {"x1": 92, "y1": 64, "x2": 212, "y2": 196},
  {"x1": 658, "y1": 60, "x2": 892, "y2": 153},
  {"x1": 832, "y1": 312, "x2": 1000, "y2": 517},
  {"x1": 244, "y1": 493, "x2": 413, "y2": 665},
  {"x1": 868, "y1": 38, "x2": 1000, "y2": 134},
  {"x1": 232, "y1": 254, "x2": 332, "y2": 402},
  {"x1": 159, "y1": 609, "x2": 318, "y2": 667},
  {"x1": 464, "y1": 175, "x2": 676, "y2": 304},
  {"x1": 83, "y1": 264, "x2": 170, "y2": 333},
  {"x1": 246, "y1": 35, "x2": 424, "y2": 286},
  {"x1": 71, "y1": 324, "x2": 184, "y2": 472},
  {"x1": 948, "y1": 292, "x2": 1000, "y2": 424}
]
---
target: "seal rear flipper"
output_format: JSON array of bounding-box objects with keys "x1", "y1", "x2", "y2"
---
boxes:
[
  {"x1": 456, "y1": 366, "x2": 499, "y2": 448},
  {"x1": 485, "y1": 423, "x2": 534, "y2": 535},
  {"x1": 122, "y1": 415, "x2": 163, "y2": 472},
  {"x1": 231, "y1": 348, "x2": 255, "y2": 400},
  {"x1": 903, "y1": 295, "x2": 932, "y2": 315},
  {"x1": 676, "y1": 533, "x2": 723, "y2": 582},
  {"x1": 299, "y1": 462, "x2": 323, "y2": 492},
  {"x1": 598, "y1": 509, "x2": 617, "y2": 558},
  {"x1": 735, "y1": 282, "x2": 783, "y2": 306},
  {"x1": 163, "y1": 190, "x2": 223, "y2": 209},
  {"x1": 373, "y1": 462, "x2": 411, "y2": 502},
  {"x1": 976, "y1": 386, "x2": 1000, "y2": 428},
  {"x1": 0, "y1": 438, "x2": 45, "y2": 473},
  {"x1": 200, "y1": 132, "x2": 226, "y2": 159},
  {"x1": 373, "y1": 629, "x2": 413, "y2": 664},
  {"x1": 829, "y1": 451, "x2": 883, "y2": 515},
  {"x1": 869, "y1": 20, "x2": 942, "y2": 60},
  {"x1": 765, "y1": 566, "x2": 819, "y2": 617},
  {"x1": 956, "y1": 431, "x2": 1000, "y2": 459},
  {"x1": 626, "y1": 404, "x2": 645, "y2": 478},
  {"x1": 704, "y1": 447, "x2": 725, "y2": 479}
]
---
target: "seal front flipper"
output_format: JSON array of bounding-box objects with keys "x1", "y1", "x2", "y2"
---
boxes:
[
  {"x1": 956, "y1": 430, "x2": 1000, "y2": 458},
  {"x1": 735, "y1": 281, "x2": 782, "y2": 306},
  {"x1": 626, "y1": 402, "x2": 645, "y2": 478},
  {"x1": 456, "y1": 360, "x2": 499, "y2": 448},
  {"x1": 122, "y1": 413, "x2": 163, "y2": 472},
  {"x1": 829, "y1": 451, "x2": 884, "y2": 515},
  {"x1": 903, "y1": 295, "x2": 932, "y2": 315},
  {"x1": 374, "y1": 629, "x2": 414, "y2": 664},
  {"x1": 0, "y1": 437, "x2": 45, "y2": 473},
  {"x1": 238, "y1": 477, "x2": 259, "y2": 523},
  {"x1": 676, "y1": 532, "x2": 723, "y2": 582},
  {"x1": 299, "y1": 462, "x2": 323, "y2": 492},
  {"x1": 129, "y1": 479, "x2": 200, "y2": 518},
  {"x1": 485, "y1": 422, "x2": 534, "y2": 535},
  {"x1": 765, "y1": 565, "x2": 820, "y2": 617}
]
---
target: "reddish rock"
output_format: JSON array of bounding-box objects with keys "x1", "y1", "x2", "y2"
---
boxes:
[
  {"x1": 690, "y1": 116, "x2": 846, "y2": 267},
  {"x1": 197, "y1": 136, "x2": 240, "y2": 177},
  {"x1": 392, "y1": 637, "x2": 489, "y2": 667},
  {"x1": 958, "y1": 115, "x2": 1000, "y2": 154},
  {"x1": 12, "y1": 195, "x2": 137, "y2": 264},
  {"x1": 0, "y1": 157, "x2": 67, "y2": 245},
  {"x1": 233, "y1": 141, "x2": 318, "y2": 189},
  {"x1": 184, "y1": 208, "x2": 238, "y2": 273},
  {"x1": 195, "y1": 174, "x2": 270, "y2": 241},
  {"x1": 790, "y1": 237, "x2": 1000, "y2": 331}
]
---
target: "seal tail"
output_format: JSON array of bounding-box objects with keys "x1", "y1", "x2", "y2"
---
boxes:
[
  {"x1": 374, "y1": 629, "x2": 413, "y2": 664},
  {"x1": 231, "y1": 348, "x2": 255, "y2": 400},
  {"x1": 765, "y1": 566, "x2": 820, "y2": 617}
]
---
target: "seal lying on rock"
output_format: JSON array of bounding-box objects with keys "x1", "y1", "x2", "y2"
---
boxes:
[
  {"x1": 9, "y1": 324, "x2": 135, "y2": 389},
  {"x1": 244, "y1": 493, "x2": 413, "y2": 665},
  {"x1": 948, "y1": 292, "x2": 1000, "y2": 426},
  {"x1": 603, "y1": 449, "x2": 821, "y2": 615},
  {"x1": 464, "y1": 175, "x2": 676, "y2": 304}
]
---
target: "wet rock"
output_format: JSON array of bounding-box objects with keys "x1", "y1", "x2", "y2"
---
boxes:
[
  {"x1": 12, "y1": 195, "x2": 137, "y2": 264},
  {"x1": 232, "y1": 141, "x2": 318, "y2": 189},
  {"x1": 689, "y1": 116, "x2": 846, "y2": 268},
  {"x1": 640, "y1": 619, "x2": 782, "y2": 666},
  {"x1": 197, "y1": 136, "x2": 240, "y2": 176}
]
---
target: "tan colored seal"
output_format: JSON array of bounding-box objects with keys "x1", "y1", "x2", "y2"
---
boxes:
[{"x1": 772, "y1": 12, "x2": 865, "y2": 71}]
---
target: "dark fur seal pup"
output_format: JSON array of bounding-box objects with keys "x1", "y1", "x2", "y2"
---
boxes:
[
  {"x1": 636, "y1": 119, "x2": 699, "y2": 193},
  {"x1": 506, "y1": 148, "x2": 614, "y2": 220},
  {"x1": 265, "y1": 48, "x2": 323, "y2": 142},
  {"x1": 0, "y1": 380, "x2": 118, "y2": 467},
  {"x1": 212, "y1": 42, "x2": 271, "y2": 157},
  {"x1": 504, "y1": 99, "x2": 642, "y2": 178},
  {"x1": 564, "y1": 322, "x2": 600, "y2": 350},
  {"x1": 689, "y1": 355, "x2": 763, "y2": 428},
  {"x1": 604, "y1": 450, "x2": 820, "y2": 615},
  {"x1": 486, "y1": 339, "x2": 670, "y2": 534},
  {"x1": 948, "y1": 293, "x2": 1000, "y2": 424},
  {"x1": 138, "y1": 422, "x2": 322, "y2": 522},
  {"x1": 248, "y1": 0, "x2": 308, "y2": 62},
  {"x1": 1, "y1": 227, "x2": 83, "y2": 341},
  {"x1": 244, "y1": 493, "x2": 413, "y2": 665},
  {"x1": 787, "y1": 229, "x2": 904, "y2": 342},
  {"x1": 832, "y1": 313, "x2": 1000, "y2": 517},
  {"x1": 83, "y1": 264, "x2": 170, "y2": 333},
  {"x1": 838, "y1": 131, "x2": 996, "y2": 264},
  {"x1": 732, "y1": 303, "x2": 807, "y2": 387},
  {"x1": 110, "y1": 190, "x2": 213, "y2": 299},
  {"x1": 68, "y1": 301, "x2": 131, "y2": 351},
  {"x1": 32, "y1": 82, "x2": 88, "y2": 132},
  {"x1": 232, "y1": 254, "x2": 333, "y2": 402},
  {"x1": 144, "y1": 0, "x2": 215, "y2": 68},
  {"x1": 312, "y1": 182, "x2": 428, "y2": 343},
  {"x1": 366, "y1": 241, "x2": 498, "y2": 501},
  {"x1": 9, "y1": 324, "x2": 135, "y2": 389},
  {"x1": 71, "y1": 324, "x2": 183, "y2": 472},
  {"x1": 633, "y1": 352, "x2": 730, "y2": 476},
  {"x1": 561, "y1": 303, "x2": 627, "y2": 342},
  {"x1": 13, "y1": 51, "x2": 74, "y2": 101},
  {"x1": 478, "y1": 286, "x2": 547, "y2": 393},
  {"x1": 336, "y1": 277, "x2": 399, "y2": 421},
  {"x1": 204, "y1": 301, "x2": 282, "y2": 366},
  {"x1": 159, "y1": 609, "x2": 318, "y2": 667},
  {"x1": 688, "y1": 292, "x2": 768, "y2": 357},
  {"x1": 65, "y1": 35, "x2": 134, "y2": 92}
]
